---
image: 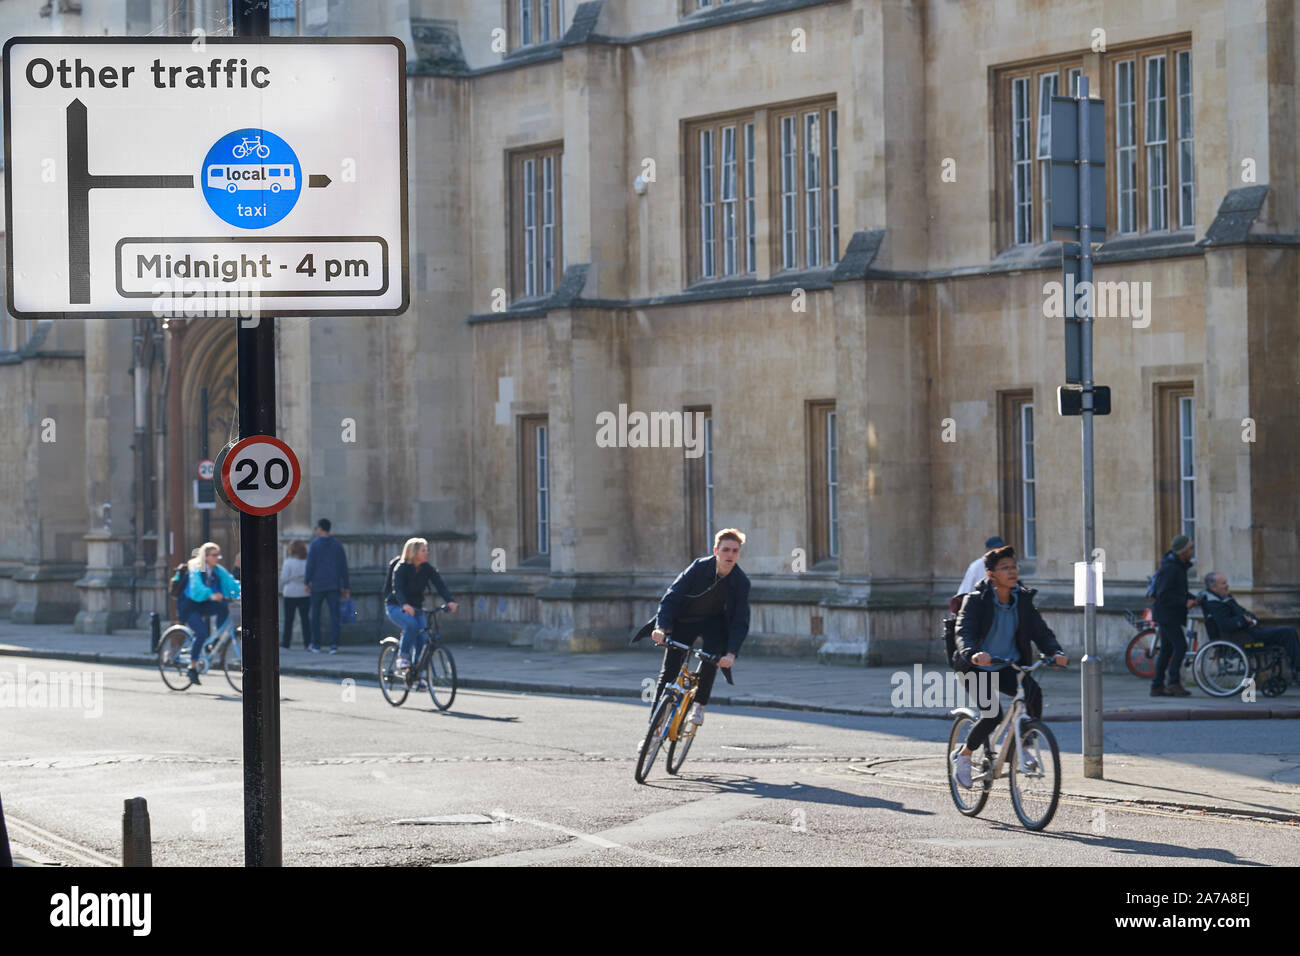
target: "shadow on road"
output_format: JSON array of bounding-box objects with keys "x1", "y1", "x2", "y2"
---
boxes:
[
  {"x1": 984, "y1": 822, "x2": 1269, "y2": 865},
  {"x1": 643, "y1": 772, "x2": 932, "y2": 816},
  {"x1": 415, "y1": 710, "x2": 521, "y2": 723}
]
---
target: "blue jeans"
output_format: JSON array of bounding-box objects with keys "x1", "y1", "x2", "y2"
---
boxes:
[
  {"x1": 386, "y1": 605, "x2": 426, "y2": 663},
  {"x1": 183, "y1": 599, "x2": 229, "y2": 665},
  {"x1": 309, "y1": 589, "x2": 341, "y2": 650}
]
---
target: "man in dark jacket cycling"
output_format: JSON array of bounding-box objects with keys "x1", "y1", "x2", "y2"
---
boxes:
[
  {"x1": 385, "y1": 537, "x2": 457, "y2": 674},
  {"x1": 950, "y1": 545, "x2": 1067, "y2": 788},
  {"x1": 649, "y1": 528, "x2": 751, "y2": 726}
]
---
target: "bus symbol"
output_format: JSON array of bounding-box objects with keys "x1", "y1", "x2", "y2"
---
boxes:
[{"x1": 206, "y1": 164, "x2": 297, "y2": 194}]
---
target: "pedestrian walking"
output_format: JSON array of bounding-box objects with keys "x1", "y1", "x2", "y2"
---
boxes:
[
  {"x1": 1150, "y1": 535, "x2": 1197, "y2": 697},
  {"x1": 280, "y1": 540, "x2": 310, "y2": 649},
  {"x1": 304, "y1": 518, "x2": 350, "y2": 654}
]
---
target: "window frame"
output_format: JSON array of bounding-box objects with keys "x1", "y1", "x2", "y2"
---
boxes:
[
  {"x1": 1153, "y1": 383, "x2": 1196, "y2": 557},
  {"x1": 508, "y1": 143, "x2": 564, "y2": 302},
  {"x1": 684, "y1": 406, "x2": 714, "y2": 560},
  {"x1": 511, "y1": 0, "x2": 565, "y2": 48},
  {"x1": 685, "y1": 112, "x2": 759, "y2": 284},
  {"x1": 519, "y1": 415, "x2": 550, "y2": 560},
  {"x1": 807, "y1": 400, "x2": 838, "y2": 565},
  {"x1": 769, "y1": 99, "x2": 840, "y2": 272},
  {"x1": 998, "y1": 390, "x2": 1036, "y2": 562},
  {"x1": 994, "y1": 37, "x2": 1192, "y2": 250}
]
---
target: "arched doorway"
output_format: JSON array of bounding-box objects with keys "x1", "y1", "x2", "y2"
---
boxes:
[{"x1": 179, "y1": 317, "x2": 239, "y2": 564}]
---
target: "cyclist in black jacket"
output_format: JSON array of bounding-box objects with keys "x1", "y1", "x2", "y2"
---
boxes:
[{"x1": 385, "y1": 537, "x2": 457, "y2": 673}]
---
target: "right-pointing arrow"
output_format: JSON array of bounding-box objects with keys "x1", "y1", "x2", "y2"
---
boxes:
[{"x1": 309, "y1": 174, "x2": 331, "y2": 188}]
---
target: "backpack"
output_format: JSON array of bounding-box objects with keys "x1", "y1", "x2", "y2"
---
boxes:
[
  {"x1": 381, "y1": 555, "x2": 401, "y2": 605},
  {"x1": 169, "y1": 564, "x2": 189, "y2": 600},
  {"x1": 1144, "y1": 572, "x2": 1158, "y2": 604},
  {"x1": 942, "y1": 613, "x2": 973, "y2": 673}
]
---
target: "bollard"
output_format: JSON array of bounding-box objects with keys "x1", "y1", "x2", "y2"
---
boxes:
[
  {"x1": 122, "y1": 797, "x2": 152, "y2": 867},
  {"x1": 150, "y1": 611, "x2": 161, "y2": 654}
]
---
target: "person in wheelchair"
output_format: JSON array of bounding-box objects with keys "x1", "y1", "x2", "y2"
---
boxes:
[{"x1": 1201, "y1": 572, "x2": 1300, "y2": 676}]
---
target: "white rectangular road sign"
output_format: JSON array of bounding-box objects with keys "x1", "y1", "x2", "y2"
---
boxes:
[{"x1": 3, "y1": 37, "x2": 408, "y2": 318}]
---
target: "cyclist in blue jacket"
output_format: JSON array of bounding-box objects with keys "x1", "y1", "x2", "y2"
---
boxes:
[{"x1": 177, "y1": 542, "x2": 241, "y2": 685}]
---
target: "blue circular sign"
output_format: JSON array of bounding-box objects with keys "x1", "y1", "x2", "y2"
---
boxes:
[{"x1": 201, "y1": 128, "x2": 301, "y2": 228}]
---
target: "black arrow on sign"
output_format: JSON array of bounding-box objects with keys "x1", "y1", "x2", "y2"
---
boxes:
[
  {"x1": 66, "y1": 99, "x2": 193, "y2": 304},
  {"x1": 308, "y1": 174, "x2": 332, "y2": 188}
]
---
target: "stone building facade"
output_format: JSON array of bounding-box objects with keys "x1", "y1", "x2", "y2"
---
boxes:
[{"x1": 1, "y1": 0, "x2": 1296, "y2": 666}]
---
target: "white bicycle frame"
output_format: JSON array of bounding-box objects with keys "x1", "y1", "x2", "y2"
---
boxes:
[{"x1": 968, "y1": 658, "x2": 1050, "y2": 782}]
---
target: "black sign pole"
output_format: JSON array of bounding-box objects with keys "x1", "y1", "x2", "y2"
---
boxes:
[{"x1": 232, "y1": 0, "x2": 281, "y2": 867}]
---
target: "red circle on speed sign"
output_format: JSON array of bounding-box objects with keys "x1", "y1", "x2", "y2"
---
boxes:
[
  {"x1": 219, "y1": 436, "x2": 301, "y2": 516},
  {"x1": 197, "y1": 458, "x2": 215, "y2": 480}
]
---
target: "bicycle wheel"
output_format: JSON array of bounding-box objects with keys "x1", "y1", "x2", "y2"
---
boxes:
[
  {"x1": 427, "y1": 644, "x2": 457, "y2": 711},
  {"x1": 635, "y1": 694, "x2": 675, "y2": 784},
  {"x1": 665, "y1": 702, "x2": 697, "y2": 775},
  {"x1": 945, "y1": 714, "x2": 991, "y2": 816},
  {"x1": 157, "y1": 626, "x2": 194, "y2": 691},
  {"x1": 378, "y1": 642, "x2": 409, "y2": 706},
  {"x1": 222, "y1": 631, "x2": 243, "y2": 695},
  {"x1": 1193, "y1": 640, "x2": 1251, "y2": 697},
  {"x1": 1125, "y1": 630, "x2": 1158, "y2": 679},
  {"x1": 1009, "y1": 720, "x2": 1061, "y2": 830}
]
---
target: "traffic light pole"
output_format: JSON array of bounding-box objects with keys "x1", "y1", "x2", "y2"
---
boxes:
[
  {"x1": 1077, "y1": 75, "x2": 1103, "y2": 779},
  {"x1": 232, "y1": 0, "x2": 282, "y2": 866}
]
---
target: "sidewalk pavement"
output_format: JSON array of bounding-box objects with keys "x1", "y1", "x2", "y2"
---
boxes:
[{"x1": 1, "y1": 618, "x2": 1296, "y2": 722}]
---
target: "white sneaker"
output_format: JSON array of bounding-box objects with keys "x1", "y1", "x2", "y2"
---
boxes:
[
  {"x1": 687, "y1": 702, "x2": 707, "y2": 725},
  {"x1": 395, "y1": 657, "x2": 410, "y2": 674},
  {"x1": 951, "y1": 748, "x2": 973, "y2": 788}
]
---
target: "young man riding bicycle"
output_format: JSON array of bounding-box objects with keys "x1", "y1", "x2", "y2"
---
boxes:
[
  {"x1": 649, "y1": 528, "x2": 751, "y2": 727},
  {"x1": 950, "y1": 545, "x2": 1067, "y2": 788}
]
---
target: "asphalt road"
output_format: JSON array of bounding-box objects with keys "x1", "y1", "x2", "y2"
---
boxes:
[{"x1": 2, "y1": 657, "x2": 1296, "y2": 867}]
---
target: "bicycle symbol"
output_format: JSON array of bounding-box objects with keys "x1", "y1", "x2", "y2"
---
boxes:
[{"x1": 232, "y1": 135, "x2": 271, "y2": 159}]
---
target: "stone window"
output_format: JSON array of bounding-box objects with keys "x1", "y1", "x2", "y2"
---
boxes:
[
  {"x1": 1154, "y1": 383, "x2": 1196, "y2": 553},
  {"x1": 998, "y1": 390, "x2": 1036, "y2": 560},
  {"x1": 808, "y1": 401, "x2": 838, "y2": 564},
  {"x1": 508, "y1": 144, "x2": 563, "y2": 301},
  {"x1": 995, "y1": 38, "x2": 1192, "y2": 249},
  {"x1": 686, "y1": 114, "x2": 758, "y2": 282},
  {"x1": 512, "y1": 0, "x2": 565, "y2": 48},
  {"x1": 520, "y1": 416, "x2": 550, "y2": 558},
  {"x1": 772, "y1": 100, "x2": 839, "y2": 271},
  {"x1": 685, "y1": 407, "x2": 713, "y2": 560}
]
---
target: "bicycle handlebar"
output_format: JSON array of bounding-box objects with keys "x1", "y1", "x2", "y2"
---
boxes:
[
  {"x1": 984, "y1": 653, "x2": 1063, "y2": 674},
  {"x1": 655, "y1": 637, "x2": 735, "y2": 684}
]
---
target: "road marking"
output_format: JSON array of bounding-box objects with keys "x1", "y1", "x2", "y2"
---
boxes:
[
  {"x1": 457, "y1": 793, "x2": 762, "y2": 867},
  {"x1": 6, "y1": 815, "x2": 117, "y2": 867}
]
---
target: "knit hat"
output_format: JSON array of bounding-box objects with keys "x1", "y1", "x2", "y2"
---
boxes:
[{"x1": 1169, "y1": 534, "x2": 1190, "y2": 554}]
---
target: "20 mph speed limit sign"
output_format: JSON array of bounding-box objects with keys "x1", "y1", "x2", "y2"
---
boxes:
[{"x1": 218, "y1": 435, "x2": 300, "y2": 516}]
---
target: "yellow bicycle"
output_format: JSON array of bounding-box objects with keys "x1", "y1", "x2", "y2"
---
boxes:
[{"x1": 635, "y1": 637, "x2": 733, "y2": 783}]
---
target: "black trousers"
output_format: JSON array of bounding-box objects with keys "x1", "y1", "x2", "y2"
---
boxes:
[
  {"x1": 654, "y1": 617, "x2": 729, "y2": 707},
  {"x1": 282, "y1": 596, "x2": 310, "y2": 648},
  {"x1": 965, "y1": 668, "x2": 1042, "y2": 751},
  {"x1": 1152, "y1": 622, "x2": 1187, "y2": 688}
]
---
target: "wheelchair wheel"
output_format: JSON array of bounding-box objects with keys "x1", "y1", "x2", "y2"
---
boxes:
[{"x1": 1193, "y1": 640, "x2": 1251, "y2": 697}]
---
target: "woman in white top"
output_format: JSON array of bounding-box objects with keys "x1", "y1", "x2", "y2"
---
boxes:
[{"x1": 280, "y1": 540, "x2": 310, "y2": 649}]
